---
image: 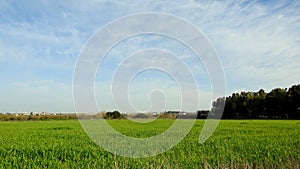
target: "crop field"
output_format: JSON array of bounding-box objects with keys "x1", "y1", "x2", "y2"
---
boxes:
[{"x1": 0, "y1": 119, "x2": 299, "y2": 168}]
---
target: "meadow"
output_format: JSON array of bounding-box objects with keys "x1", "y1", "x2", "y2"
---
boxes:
[{"x1": 0, "y1": 119, "x2": 299, "y2": 168}]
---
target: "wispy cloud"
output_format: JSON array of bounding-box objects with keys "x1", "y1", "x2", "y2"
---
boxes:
[
  {"x1": 0, "y1": 0, "x2": 299, "y2": 111},
  {"x1": 185, "y1": 0, "x2": 300, "y2": 92}
]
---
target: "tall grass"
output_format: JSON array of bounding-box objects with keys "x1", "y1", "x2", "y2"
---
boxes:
[{"x1": 0, "y1": 120, "x2": 299, "y2": 168}]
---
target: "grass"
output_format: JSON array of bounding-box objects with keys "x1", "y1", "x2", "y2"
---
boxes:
[{"x1": 0, "y1": 119, "x2": 299, "y2": 168}]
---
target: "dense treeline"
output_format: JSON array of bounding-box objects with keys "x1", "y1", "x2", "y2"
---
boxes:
[{"x1": 212, "y1": 84, "x2": 300, "y2": 119}]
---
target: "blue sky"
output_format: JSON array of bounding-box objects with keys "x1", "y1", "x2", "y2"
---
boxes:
[{"x1": 0, "y1": 0, "x2": 299, "y2": 112}]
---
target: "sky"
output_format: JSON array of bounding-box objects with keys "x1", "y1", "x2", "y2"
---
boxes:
[{"x1": 0, "y1": 0, "x2": 299, "y2": 113}]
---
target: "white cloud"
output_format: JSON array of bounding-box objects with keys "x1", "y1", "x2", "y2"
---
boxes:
[
  {"x1": 152, "y1": 0, "x2": 300, "y2": 93},
  {"x1": 0, "y1": 0, "x2": 299, "y2": 111}
]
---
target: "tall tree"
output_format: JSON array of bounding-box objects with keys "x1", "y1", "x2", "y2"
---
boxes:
[{"x1": 215, "y1": 84, "x2": 300, "y2": 119}]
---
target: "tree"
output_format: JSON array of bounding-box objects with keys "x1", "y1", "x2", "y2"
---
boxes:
[
  {"x1": 112, "y1": 111, "x2": 121, "y2": 119},
  {"x1": 287, "y1": 84, "x2": 300, "y2": 119},
  {"x1": 196, "y1": 110, "x2": 209, "y2": 119},
  {"x1": 103, "y1": 111, "x2": 122, "y2": 119},
  {"x1": 211, "y1": 97, "x2": 225, "y2": 119},
  {"x1": 216, "y1": 84, "x2": 300, "y2": 119},
  {"x1": 265, "y1": 88, "x2": 287, "y2": 118}
]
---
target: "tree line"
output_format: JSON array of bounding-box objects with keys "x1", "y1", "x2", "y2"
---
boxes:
[
  {"x1": 0, "y1": 114, "x2": 77, "y2": 121},
  {"x1": 211, "y1": 84, "x2": 300, "y2": 119},
  {"x1": 1, "y1": 84, "x2": 299, "y2": 121}
]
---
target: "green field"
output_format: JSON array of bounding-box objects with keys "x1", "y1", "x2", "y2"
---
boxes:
[{"x1": 0, "y1": 120, "x2": 299, "y2": 168}]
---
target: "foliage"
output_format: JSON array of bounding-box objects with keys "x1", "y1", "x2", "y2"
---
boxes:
[
  {"x1": 196, "y1": 110, "x2": 209, "y2": 119},
  {"x1": 158, "y1": 113, "x2": 177, "y2": 119},
  {"x1": 212, "y1": 84, "x2": 300, "y2": 119},
  {"x1": 0, "y1": 120, "x2": 299, "y2": 168},
  {"x1": 102, "y1": 111, "x2": 125, "y2": 119},
  {"x1": 0, "y1": 114, "x2": 77, "y2": 121}
]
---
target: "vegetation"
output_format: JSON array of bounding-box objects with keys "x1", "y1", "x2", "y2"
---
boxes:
[
  {"x1": 212, "y1": 84, "x2": 300, "y2": 119},
  {"x1": 0, "y1": 111, "x2": 125, "y2": 121},
  {"x1": 0, "y1": 119, "x2": 299, "y2": 168},
  {"x1": 0, "y1": 113, "x2": 77, "y2": 121},
  {"x1": 134, "y1": 113, "x2": 151, "y2": 119},
  {"x1": 102, "y1": 111, "x2": 125, "y2": 119},
  {"x1": 2, "y1": 84, "x2": 299, "y2": 122}
]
